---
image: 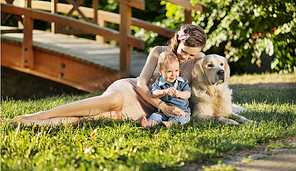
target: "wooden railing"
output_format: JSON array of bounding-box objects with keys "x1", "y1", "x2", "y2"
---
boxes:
[
  {"x1": 1, "y1": 0, "x2": 203, "y2": 77},
  {"x1": 1, "y1": 3, "x2": 145, "y2": 66}
]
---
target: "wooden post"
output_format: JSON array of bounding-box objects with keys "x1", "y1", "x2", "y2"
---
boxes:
[
  {"x1": 119, "y1": 3, "x2": 131, "y2": 78},
  {"x1": 93, "y1": 0, "x2": 106, "y2": 43},
  {"x1": 51, "y1": 0, "x2": 57, "y2": 34},
  {"x1": 93, "y1": 0, "x2": 98, "y2": 25},
  {"x1": 17, "y1": 0, "x2": 29, "y2": 30},
  {"x1": 26, "y1": 0, "x2": 31, "y2": 7},
  {"x1": 96, "y1": 19, "x2": 108, "y2": 43},
  {"x1": 184, "y1": 9, "x2": 192, "y2": 24},
  {"x1": 22, "y1": 16, "x2": 34, "y2": 68}
]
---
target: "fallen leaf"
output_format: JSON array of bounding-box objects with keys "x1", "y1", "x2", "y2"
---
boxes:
[{"x1": 90, "y1": 128, "x2": 97, "y2": 137}]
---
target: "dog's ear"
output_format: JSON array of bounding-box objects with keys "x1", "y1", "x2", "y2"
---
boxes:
[
  {"x1": 224, "y1": 57, "x2": 230, "y2": 79},
  {"x1": 192, "y1": 58, "x2": 206, "y2": 82}
]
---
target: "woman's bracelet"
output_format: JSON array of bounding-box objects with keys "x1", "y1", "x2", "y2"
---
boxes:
[{"x1": 158, "y1": 101, "x2": 164, "y2": 112}]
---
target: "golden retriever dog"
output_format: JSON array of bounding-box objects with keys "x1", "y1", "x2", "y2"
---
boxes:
[{"x1": 190, "y1": 54, "x2": 253, "y2": 125}]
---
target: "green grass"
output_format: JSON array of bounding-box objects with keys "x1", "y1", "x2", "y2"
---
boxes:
[{"x1": 1, "y1": 73, "x2": 296, "y2": 171}]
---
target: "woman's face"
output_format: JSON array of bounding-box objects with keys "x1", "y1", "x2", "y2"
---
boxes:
[{"x1": 176, "y1": 42, "x2": 202, "y2": 64}]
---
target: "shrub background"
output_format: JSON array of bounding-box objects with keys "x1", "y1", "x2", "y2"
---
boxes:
[
  {"x1": 2, "y1": 0, "x2": 295, "y2": 73},
  {"x1": 156, "y1": 0, "x2": 296, "y2": 73}
]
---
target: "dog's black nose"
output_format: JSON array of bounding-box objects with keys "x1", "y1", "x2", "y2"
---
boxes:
[{"x1": 218, "y1": 70, "x2": 224, "y2": 76}]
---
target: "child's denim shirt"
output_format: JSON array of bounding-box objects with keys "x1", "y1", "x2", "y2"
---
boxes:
[{"x1": 152, "y1": 76, "x2": 191, "y2": 114}]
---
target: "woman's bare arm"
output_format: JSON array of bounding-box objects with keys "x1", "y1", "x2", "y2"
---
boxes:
[
  {"x1": 194, "y1": 52, "x2": 206, "y2": 63},
  {"x1": 136, "y1": 46, "x2": 163, "y2": 107},
  {"x1": 152, "y1": 89, "x2": 166, "y2": 98}
]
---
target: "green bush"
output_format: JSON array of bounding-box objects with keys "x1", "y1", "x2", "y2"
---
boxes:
[
  {"x1": 3, "y1": 0, "x2": 295, "y2": 72},
  {"x1": 157, "y1": 0, "x2": 296, "y2": 73}
]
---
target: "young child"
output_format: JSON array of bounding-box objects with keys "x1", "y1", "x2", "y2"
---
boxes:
[{"x1": 141, "y1": 51, "x2": 191, "y2": 128}]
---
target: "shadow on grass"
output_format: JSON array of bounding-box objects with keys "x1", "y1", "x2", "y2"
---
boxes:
[
  {"x1": 243, "y1": 106, "x2": 296, "y2": 127},
  {"x1": 230, "y1": 82, "x2": 296, "y2": 104},
  {"x1": 3, "y1": 112, "x2": 295, "y2": 171}
]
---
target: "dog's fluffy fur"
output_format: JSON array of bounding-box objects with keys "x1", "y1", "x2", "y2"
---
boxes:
[{"x1": 190, "y1": 54, "x2": 253, "y2": 125}]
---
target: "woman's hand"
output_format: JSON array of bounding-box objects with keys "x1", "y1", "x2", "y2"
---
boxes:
[{"x1": 158, "y1": 102, "x2": 186, "y2": 118}]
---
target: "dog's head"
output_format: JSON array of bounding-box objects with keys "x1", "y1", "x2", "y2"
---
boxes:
[{"x1": 192, "y1": 54, "x2": 230, "y2": 85}]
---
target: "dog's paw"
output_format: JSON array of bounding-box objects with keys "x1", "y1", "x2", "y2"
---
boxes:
[
  {"x1": 240, "y1": 119, "x2": 257, "y2": 124},
  {"x1": 246, "y1": 119, "x2": 258, "y2": 124},
  {"x1": 225, "y1": 119, "x2": 239, "y2": 125}
]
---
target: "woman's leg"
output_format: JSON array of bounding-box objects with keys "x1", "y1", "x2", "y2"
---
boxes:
[
  {"x1": 16, "y1": 117, "x2": 81, "y2": 126},
  {"x1": 13, "y1": 90, "x2": 124, "y2": 121}
]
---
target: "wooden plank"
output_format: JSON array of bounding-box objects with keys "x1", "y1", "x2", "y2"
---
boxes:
[
  {"x1": 1, "y1": 4, "x2": 116, "y2": 38},
  {"x1": 1, "y1": 3, "x2": 145, "y2": 49},
  {"x1": 93, "y1": 0, "x2": 98, "y2": 24},
  {"x1": 0, "y1": 26, "x2": 22, "y2": 33},
  {"x1": 26, "y1": 0, "x2": 31, "y2": 7},
  {"x1": 1, "y1": 39, "x2": 120, "y2": 92},
  {"x1": 65, "y1": 0, "x2": 91, "y2": 22},
  {"x1": 32, "y1": 50, "x2": 119, "y2": 92},
  {"x1": 18, "y1": 1, "x2": 175, "y2": 38},
  {"x1": 96, "y1": 18, "x2": 107, "y2": 43},
  {"x1": 184, "y1": 9, "x2": 191, "y2": 24},
  {"x1": 22, "y1": 16, "x2": 34, "y2": 68},
  {"x1": 114, "y1": 0, "x2": 145, "y2": 10},
  {"x1": 1, "y1": 40, "x2": 23, "y2": 67},
  {"x1": 51, "y1": 0, "x2": 57, "y2": 33},
  {"x1": 131, "y1": 18, "x2": 175, "y2": 37},
  {"x1": 119, "y1": 3, "x2": 131, "y2": 77},
  {"x1": 65, "y1": 0, "x2": 84, "y2": 17},
  {"x1": 1, "y1": 29, "x2": 148, "y2": 77}
]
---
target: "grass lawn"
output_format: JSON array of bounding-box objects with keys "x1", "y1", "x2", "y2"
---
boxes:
[{"x1": 1, "y1": 73, "x2": 296, "y2": 171}]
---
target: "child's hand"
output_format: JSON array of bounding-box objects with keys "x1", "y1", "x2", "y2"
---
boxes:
[
  {"x1": 165, "y1": 87, "x2": 175, "y2": 96},
  {"x1": 173, "y1": 90, "x2": 181, "y2": 98}
]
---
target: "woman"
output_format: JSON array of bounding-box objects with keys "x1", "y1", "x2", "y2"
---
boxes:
[{"x1": 5, "y1": 24, "x2": 207, "y2": 126}]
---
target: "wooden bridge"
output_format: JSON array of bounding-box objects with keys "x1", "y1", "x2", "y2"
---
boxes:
[{"x1": 1, "y1": 0, "x2": 203, "y2": 93}]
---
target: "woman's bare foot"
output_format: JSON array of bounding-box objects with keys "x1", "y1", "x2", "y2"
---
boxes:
[
  {"x1": 1, "y1": 115, "x2": 21, "y2": 126},
  {"x1": 12, "y1": 111, "x2": 47, "y2": 121},
  {"x1": 1, "y1": 115, "x2": 38, "y2": 126},
  {"x1": 1, "y1": 114, "x2": 80, "y2": 127},
  {"x1": 162, "y1": 121, "x2": 177, "y2": 128},
  {"x1": 141, "y1": 116, "x2": 157, "y2": 129},
  {"x1": 1, "y1": 115, "x2": 16, "y2": 124}
]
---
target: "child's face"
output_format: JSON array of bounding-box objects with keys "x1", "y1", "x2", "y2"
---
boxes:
[{"x1": 158, "y1": 61, "x2": 180, "y2": 84}]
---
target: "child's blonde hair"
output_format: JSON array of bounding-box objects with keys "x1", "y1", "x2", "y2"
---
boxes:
[{"x1": 158, "y1": 51, "x2": 179, "y2": 70}]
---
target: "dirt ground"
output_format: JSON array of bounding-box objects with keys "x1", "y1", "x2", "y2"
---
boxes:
[
  {"x1": 236, "y1": 148, "x2": 296, "y2": 171},
  {"x1": 185, "y1": 137, "x2": 296, "y2": 171}
]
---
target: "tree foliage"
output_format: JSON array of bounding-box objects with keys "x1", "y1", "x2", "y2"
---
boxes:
[
  {"x1": 159, "y1": 0, "x2": 296, "y2": 73},
  {"x1": 3, "y1": 0, "x2": 295, "y2": 72}
]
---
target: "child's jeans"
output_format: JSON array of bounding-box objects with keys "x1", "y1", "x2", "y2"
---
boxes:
[{"x1": 147, "y1": 112, "x2": 190, "y2": 125}]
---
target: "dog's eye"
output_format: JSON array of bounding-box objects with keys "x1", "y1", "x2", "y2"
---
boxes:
[
  {"x1": 220, "y1": 63, "x2": 224, "y2": 66},
  {"x1": 207, "y1": 64, "x2": 214, "y2": 67}
]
